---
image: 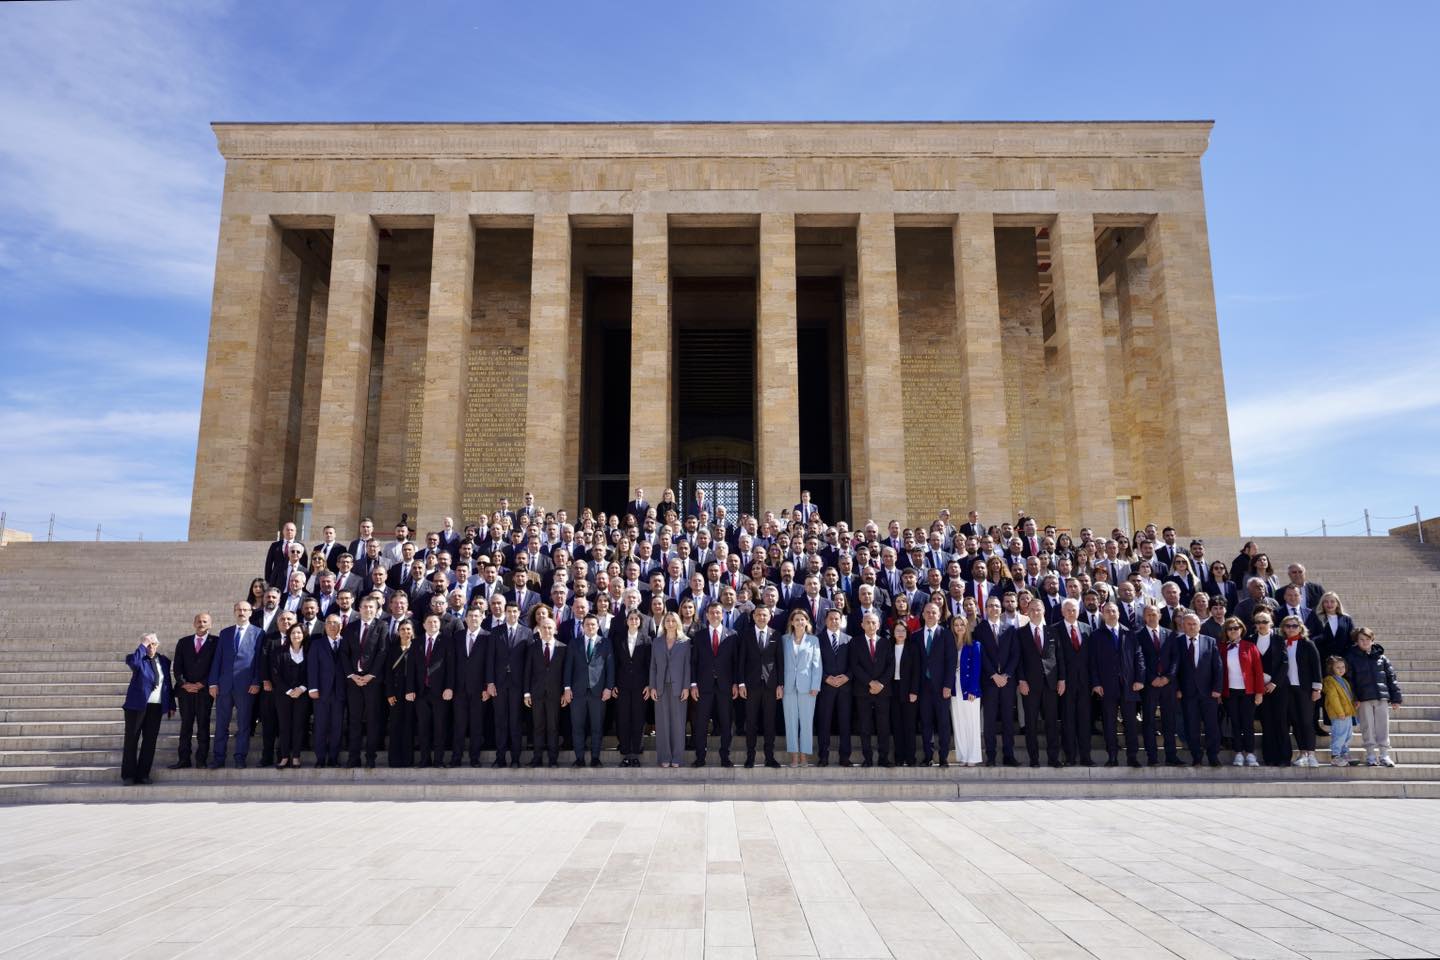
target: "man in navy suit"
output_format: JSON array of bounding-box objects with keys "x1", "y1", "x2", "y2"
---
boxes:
[
  {"x1": 737, "y1": 605, "x2": 783, "y2": 768},
  {"x1": 690, "y1": 601, "x2": 739, "y2": 767},
  {"x1": 794, "y1": 490, "x2": 820, "y2": 523},
  {"x1": 850, "y1": 610, "x2": 894, "y2": 767},
  {"x1": 264, "y1": 522, "x2": 300, "y2": 589},
  {"x1": 624, "y1": 488, "x2": 651, "y2": 524},
  {"x1": 1052, "y1": 598, "x2": 1093, "y2": 766},
  {"x1": 122, "y1": 633, "x2": 174, "y2": 785},
  {"x1": 1088, "y1": 602, "x2": 1146, "y2": 767},
  {"x1": 1133, "y1": 603, "x2": 1183, "y2": 765},
  {"x1": 450, "y1": 607, "x2": 491, "y2": 768},
  {"x1": 207, "y1": 602, "x2": 262, "y2": 769},
  {"x1": 814, "y1": 607, "x2": 854, "y2": 766},
  {"x1": 306, "y1": 614, "x2": 346, "y2": 767},
  {"x1": 565, "y1": 614, "x2": 614, "y2": 767},
  {"x1": 169, "y1": 612, "x2": 216, "y2": 770},
  {"x1": 1016, "y1": 598, "x2": 1061, "y2": 768},
  {"x1": 487, "y1": 602, "x2": 531, "y2": 768},
  {"x1": 975, "y1": 597, "x2": 1020, "y2": 766},
  {"x1": 340, "y1": 596, "x2": 387, "y2": 769},
  {"x1": 525, "y1": 616, "x2": 567, "y2": 767},
  {"x1": 915, "y1": 602, "x2": 957, "y2": 766},
  {"x1": 1175, "y1": 611, "x2": 1224, "y2": 766},
  {"x1": 410, "y1": 613, "x2": 455, "y2": 768}
]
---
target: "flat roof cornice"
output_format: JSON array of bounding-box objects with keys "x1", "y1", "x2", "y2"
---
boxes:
[{"x1": 211, "y1": 120, "x2": 1213, "y2": 161}]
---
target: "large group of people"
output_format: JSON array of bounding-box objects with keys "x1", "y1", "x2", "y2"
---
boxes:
[{"x1": 119, "y1": 491, "x2": 1405, "y2": 785}]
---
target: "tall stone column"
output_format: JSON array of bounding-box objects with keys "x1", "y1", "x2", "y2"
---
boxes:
[
  {"x1": 311, "y1": 214, "x2": 379, "y2": 536},
  {"x1": 417, "y1": 215, "x2": 475, "y2": 531},
  {"x1": 952, "y1": 212, "x2": 1011, "y2": 520},
  {"x1": 1115, "y1": 256, "x2": 1173, "y2": 524},
  {"x1": 1049, "y1": 212, "x2": 1117, "y2": 531},
  {"x1": 1144, "y1": 212, "x2": 1240, "y2": 534},
  {"x1": 190, "y1": 214, "x2": 283, "y2": 540},
  {"x1": 854, "y1": 212, "x2": 908, "y2": 525},
  {"x1": 629, "y1": 212, "x2": 672, "y2": 499},
  {"x1": 756, "y1": 212, "x2": 800, "y2": 515},
  {"x1": 522, "y1": 212, "x2": 573, "y2": 515}
]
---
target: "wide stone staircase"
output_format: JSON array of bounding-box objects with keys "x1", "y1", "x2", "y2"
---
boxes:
[{"x1": 0, "y1": 536, "x2": 1436, "y2": 803}]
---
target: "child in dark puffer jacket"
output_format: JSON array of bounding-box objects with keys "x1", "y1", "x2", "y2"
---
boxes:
[{"x1": 1344, "y1": 627, "x2": 1403, "y2": 767}]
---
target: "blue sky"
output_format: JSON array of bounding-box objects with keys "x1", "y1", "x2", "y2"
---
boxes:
[{"x1": 2, "y1": 0, "x2": 1437, "y2": 541}]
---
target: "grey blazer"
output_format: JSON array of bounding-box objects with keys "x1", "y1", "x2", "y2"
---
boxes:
[{"x1": 649, "y1": 636, "x2": 692, "y2": 691}]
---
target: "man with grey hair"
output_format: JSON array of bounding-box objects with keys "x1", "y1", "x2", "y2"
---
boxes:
[
  {"x1": 1175, "y1": 611, "x2": 1223, "y2": 766},
  {"x1": 122, "y1": 632, "x2": 173, "y2": 785}
]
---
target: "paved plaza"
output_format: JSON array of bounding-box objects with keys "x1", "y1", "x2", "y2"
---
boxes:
[{"x1": 0, "y1": 799, "x2": 1437, "y2": 960}]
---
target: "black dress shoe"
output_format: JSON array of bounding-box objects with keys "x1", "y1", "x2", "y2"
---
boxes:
[
  {"x1": 530, "y1": 757, "x2": 544, "y2": 767},
  {"x1": 471, "y1": 760, "x2": 482, "y2": 768},
  {"x1": 208, "y1": 760, "x2": 225, "y2": 770},
  {"x1": 345, "y1": 760, "x2": 360, "y2": 769},
  {"x1": 1104, "y1": 758, "x2": 1119, "y2": 768},
  {"x1": 510, "y1": 759, "x2": 521, "y2": 768},
  {"x1": 122, "y1": 778, "x2": 135, "y2": 786},
  {"x1": 135, "y1": 777, "x2": 151, "y2": 785},
  {"x1": 1191, "y1": 758, "x2": 1203, "y2": 767},
  {"x1": 168, "y1": 760, "x2": 191, "y2": 770},
  {"x1": 1003, "y1": 757, "x2": 1020, "y2": 767},
  {"x1": 691, "y1": 758, "x2": 706, "y2": 768},
  {"x1": 939, "y1": 760, "x2": 950, "y2": 768},
  {"x1": 720, "y1": 758, "x2": 734, "y2": 768},
  {"x1": 839, "y1": 759, "x2": 853, "y2": 768},
  {"x1": 1128, "y1": 758, "x2": 1143, "y2": 768},
  {"x1": 572, "y1": 759, "x2": 587, "y2": 768},
  {"x1": 436, "y1": 761, "x2": 448, "y2": 769},
  {"x1": 590, "y1": 758, "x2": 603, "y2": 768},
  {"x1": 861, "y1": 760, "x2": 874, "y2": 768},
  {"x1": 548, "y1": 759, "x2": 559, "y2": 768},
  {"x1": 1029, "y1": 759, "x2": 1040, "y2": 768},
  {"x1": 1049, "y1": 760, "x2": 1063, "y2": 769},
  {"x1": 492, "y1": 759, "x2": 507, "y2": 769},
  {"x1": 1207, "y1": 758, "x2": 1222, "y2": 768},
  {"x1": 744, "y1": 759, "x2": 755, "y2": 769},
  {"x1": 817, "y1": 758, "x2": 829, "y2": 767},
  {"x1": 365, "y1": 759, "x2": 376, "y2": 769},
  {"x1": 880, "y1": 760, "x2": 893, "y2": 768},
  {"x1": 921, "y1": 755, "x2": 933, "y2": 766},
  {"x1": 1166, "y1": 757, "x2": 1186, "y2": 767},
  {"x1": 235, "y1": 759, "x2": 247, "y2": 769},
  {"x1": 315, "y1": 761, "x2": 327, "y2": 770},
  {"x1": 983, "y1": 758, "x2": 996, "y2": 767},
  {"x1": 1080, "y1": 758, "x2": 1094, "y2": 767},
  {"x1": 765, "y1": 758, "x2": 782, "y2": 769}
]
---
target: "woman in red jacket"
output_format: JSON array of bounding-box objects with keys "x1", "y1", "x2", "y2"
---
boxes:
[{"x1": 1218, "y1": 616, "x2": 1265, "y2": 767}]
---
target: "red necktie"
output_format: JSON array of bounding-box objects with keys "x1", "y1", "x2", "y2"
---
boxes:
[
  {"x1": 1034, "y1": 627, "x2": 1042, "y2": 651},
  {"x1": 1070, "y1": 626, "x2": 1080, "y2": 652},
  {"x1": 1151, "y1": 629, "x2": 1160, "y2": 651},
  {"x1": 195, "y1": 635, "x2": 204, "y2": 654},
  {"x1": 424, "y1": 637, "x2": 434, "y2": 686},
  {"x1": 545, "y1": 642, "x2": 552, "y2": 664},
  {"x1": 712, "y1": 628, "x2": 720, "y2": 657},
  {"x1": 868, "y1": 636, "x2": 876, "y2": 658}
]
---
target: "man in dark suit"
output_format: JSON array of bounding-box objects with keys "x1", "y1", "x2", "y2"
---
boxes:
[
  {"x1": 689, "y1": 601, "x2": 739, "y2": 767},
  {"x1": 850, "y1": 610, "x2": 894, "y2": 767},
  {"x1": 794, "y1": 490, "x2": 820, "y2": 523},
  {"x1": 264, "y1": 522, "x2": 300, "y2": 589},
  {"x1": 959, "y1": 511, "x2": 984, "y2": 539},
  {"x1": 1052, "y1": 598, "x2": 1093, "y2": 766},
  {"x1": 1283, "y1": 564, "x2": 1326, "y2": 610},
  {"x1": 270, "y1": 542, "x2": 309, "y2": 592},
  {"x1": 815, "y1": 607, "x2": 854, "y2": 766},
  {"x1": 306, "y1": 614, "x2": 346, "y2": 767},
  {"x1": 449, "y1": 607, "x2": 490, "y2": 768},
  {"x1": 409, "y1": 614, "x2": 455, "y2": 768},
  {"x1": 507, "y1": 571, "x2": 542, "y2": 623},
  {"x1": 1016, "y1": 598, "x2": 1061, "y2": 768},
  {"x1": 1088, "y1": 602, "x2": 1146, "y2": 767},
  {"x1": 525, "y1": 616, "x2": 567, "y2": 767},
  {"x1": 624, "y1": 488, "x2": 651, "y2": 525},
  {"x1": 169, "y1": 612, "x2": 216, "y2": 770},
  {"x1": 487, "y1": 603, "x2": 531, "y2": 768},
  {"x1": 915, "y1": 602, "x2": 957, "y2": 766},
  {"x1": 347, "y1": 517, "x2": 376, "y2": 566},
  {"x1": 1134, "y1": 603, "x2": 1183, "y2": 765},
  {"x1": 565, "y1": 614, "x2": 614, "y2": 767},
  {"x1": 207, "y1": 602, "x2": 262, "y2": 769},
  {"x1": 1175, "y1": 611, "x2": 1223, "y2": 766},
  {"x1": 737, "y1": 605, "x2": 783, "y2": 768},
  {"x1": 339, "y1": 597, "x2": 387, "y2": 769},
  {"x1": 974, "y1": 597, "x2": 1019, "y2": 766},
  {"x1": 313, "y1": 524, "x2": 344, "y2": 573}
]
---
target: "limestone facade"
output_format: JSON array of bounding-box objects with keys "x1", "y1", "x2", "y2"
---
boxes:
[{"x1": 190, "y1": 121, "x2": 1240, "y2": 540}]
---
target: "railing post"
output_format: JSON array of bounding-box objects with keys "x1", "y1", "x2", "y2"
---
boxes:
[
  {"x1": 1364, "y1": 509, "x2": 1372, "y2": 537},
  {"x1": 0, "y1": 511, "x2": 6, "y2": 543},
  {"x1": 47, "y1": 513, "x2": 55, "y2": 542},
  {"x1": 95, "y1": 523, "x2": 102, "y2": 542},
  {"x1": 1418, "y1": 506, "x2": 1427, "y2": 544},
  {"x1": 1321, "y1": 519, "x2": 1327, "y2": 537},
  {"x1": 1283, "y1": 527, "x2": 1289, "y2": 537}
]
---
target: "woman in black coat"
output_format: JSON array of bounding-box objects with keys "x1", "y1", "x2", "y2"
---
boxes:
[
  {"x1": 271, "y1": 624, "x2": 311, "y2": 769},
  {"x1": 385, "y1": 621, "x2": 417, "y2": 768},
  {"x1": 1279, "y1": 615, "x2": 1323, "y2": 766}
]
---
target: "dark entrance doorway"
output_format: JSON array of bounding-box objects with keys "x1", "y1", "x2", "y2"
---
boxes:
[
  {"x1": 579, "y1": 276, "x2": 632, "y2": 516},
  {"x1": 674, "y1": 276, "x2": 756, "y2": 518},
  {"x1": 797, "y1": 275, "x2": 850, "y2": 521}
]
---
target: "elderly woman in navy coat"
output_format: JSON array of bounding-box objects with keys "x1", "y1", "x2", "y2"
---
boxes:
[{"x1": 122, "y1": 633, "x2": 174, "y2": 785}]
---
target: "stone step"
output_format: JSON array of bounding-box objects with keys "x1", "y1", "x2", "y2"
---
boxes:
[
  {"x1": 0, "y1": 684, "x2": 127, "y2": 698},
  {"x1": 2, "y1": 769, "x2": 1437, "y2": 804}
]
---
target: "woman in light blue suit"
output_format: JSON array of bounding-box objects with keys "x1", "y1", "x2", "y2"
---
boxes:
[{"x1": 781, "y1": 608, "x2": 822, "y2": 766}]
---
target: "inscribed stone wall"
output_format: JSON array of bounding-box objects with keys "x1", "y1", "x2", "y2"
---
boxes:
[
  {"x1": 896, "y1": 228, "x2": 965, "y2": 527},
  {"x1": 462, "y1": 229, "x2": 532, "y2": 520}
]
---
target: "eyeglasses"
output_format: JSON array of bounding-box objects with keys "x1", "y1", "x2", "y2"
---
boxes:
[{"x1": 1226, "y1": 625, "x2": 1243, "y2": 632}]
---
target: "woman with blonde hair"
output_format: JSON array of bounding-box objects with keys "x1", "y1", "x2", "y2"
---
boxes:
[
  {"x1": 1279, "y1": 615, "x2": 1323, "y2": 767},
  {"x1": 950, "y1": 610, "x2": 983, "y2": 766},
  {"x1": 648, "y1": 611, "x2": 692, "y2": 768},
  {"x1": 781, "y1": 608, "x2": 822, "y2": 766}
]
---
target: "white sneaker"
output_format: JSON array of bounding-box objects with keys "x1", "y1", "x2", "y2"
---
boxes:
[
  {"x1": 1233, "y1": 753, "x2": 1245, "y2": 766},
  {"x1": 1291, "y1": 757, "x2": 1305, "y2": 767},
  {"x1": 1380, "y1": 756, "x2": 1396, "y2": 767},
  {"x1": 1366, "y1": 756, "x2": 1379, "y2": 767},
  {"x1": 1307, "y1": 754, "x2": 1321, "y2": 768},
  {"x1": 1245, "y1": 754, "x2": 1259, "y2": 767}
]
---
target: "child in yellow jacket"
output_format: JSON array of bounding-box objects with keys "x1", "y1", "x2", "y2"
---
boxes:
[{"x1": 1323, "y1": 656, "x2": 1358, "y2": 766}]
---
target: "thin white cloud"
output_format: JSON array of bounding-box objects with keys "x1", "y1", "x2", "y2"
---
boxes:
[
  {"x1": 1223, "y1": 292, "x2": 1308, "y2": 304},
  {"x1": 0, "y1": 0, "x2": 230, "y2": 298}
]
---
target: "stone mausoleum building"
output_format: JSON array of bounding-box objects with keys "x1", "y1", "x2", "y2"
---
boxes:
[{"x1": 189, "y1": 121, "x2": 1239, "y2": 540}]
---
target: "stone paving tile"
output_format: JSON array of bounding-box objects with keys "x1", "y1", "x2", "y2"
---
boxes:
[{"x1": 1, "y1": 799, "x2": 1438, "y2": 959}]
